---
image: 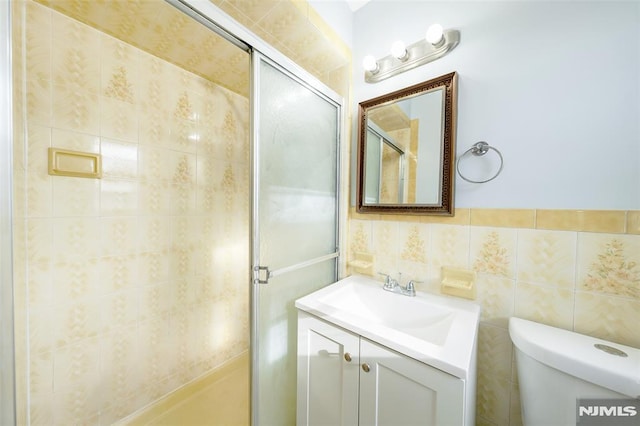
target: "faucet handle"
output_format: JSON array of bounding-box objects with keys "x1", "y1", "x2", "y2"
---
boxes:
[
  {"x1": 405, "y1": 279, "x2": 423, "y2": 296},
  {"x1": 377, "y1": 272, "x2": 397, "y2": 289}
]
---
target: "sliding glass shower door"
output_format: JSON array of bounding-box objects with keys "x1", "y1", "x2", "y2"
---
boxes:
[{"x1": 251, "y1": 53, "x2": 341, "y2": 426}]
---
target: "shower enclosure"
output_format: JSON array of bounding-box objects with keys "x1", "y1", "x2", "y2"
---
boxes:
[{"x1": 3, "y1": 0, "x2": 343, "y2": 424}]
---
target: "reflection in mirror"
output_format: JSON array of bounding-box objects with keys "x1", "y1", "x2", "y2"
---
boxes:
[
  {"x1": 364, "y1": 124, "x2": 406, "y2": 204},
  {"x1": 357, "y1": 72, "x2": 457, "y2": 215}
]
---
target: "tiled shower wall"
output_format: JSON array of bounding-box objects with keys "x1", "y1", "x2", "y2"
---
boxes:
[
  {"x1": 12, "y1": 1, "x2": 249, "y2": 424},
  {"x1": 348, "y1": 209, "x2": 640, "y2": 426}
]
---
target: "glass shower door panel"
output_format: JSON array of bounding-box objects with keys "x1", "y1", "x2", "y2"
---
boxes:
[
  {"x1": 253, "y1": 57, "x2": 340, "y2": 426},
  {"x1": 257, "y1": 261, "x2": 336, "y2": 426},
  {"x1": 257, "y1": 60, "x2": 338, "y2": 271}
]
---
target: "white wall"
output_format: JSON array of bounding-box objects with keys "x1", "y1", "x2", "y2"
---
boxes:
[{"x1": 353, "y1": 1, "x2": 640, "y2": 209}]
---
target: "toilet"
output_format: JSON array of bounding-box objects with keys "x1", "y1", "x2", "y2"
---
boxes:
[{"x1": 509, "y1": 317, "x2": 640, "y2": 426}]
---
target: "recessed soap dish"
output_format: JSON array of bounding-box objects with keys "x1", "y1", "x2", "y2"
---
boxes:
[{"x1": 441, "y1": 266, "x2": 476, "y2": 300}]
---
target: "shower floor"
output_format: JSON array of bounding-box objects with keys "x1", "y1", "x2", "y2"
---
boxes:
[{"x1": 126, "y1": 352, "x2": 249, "y2": 426}]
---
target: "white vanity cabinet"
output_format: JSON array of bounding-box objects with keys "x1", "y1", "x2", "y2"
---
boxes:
[{"x1": 297, "y1": 312, "x2": 466, "y2": 426}]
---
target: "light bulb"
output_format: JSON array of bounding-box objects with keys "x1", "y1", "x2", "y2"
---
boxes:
[
  {"x1": 426, "y1": 24, "x2": 444, "y2": 46},
  {"x1": 362, "y1": 55, "x2": 379, "y2": 73},
  {"x1": 390, "y1": 40, "x2": 408, "y2": 60}
]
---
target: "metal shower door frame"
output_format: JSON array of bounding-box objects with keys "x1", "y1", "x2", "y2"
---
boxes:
[
  {"x1": 162, "y1": 2, "x2": 346, "y2": 425},
  {"x1": 0, "y1": 0, "x2": 16, "y2": 424},
  {"x1": 250, "y1": 50, "x2": 342, "y2": 426}
]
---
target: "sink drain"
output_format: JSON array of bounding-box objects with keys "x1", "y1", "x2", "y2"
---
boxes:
[{"x1": 594, "y1": 343, "x2": 628, "y2": 357}]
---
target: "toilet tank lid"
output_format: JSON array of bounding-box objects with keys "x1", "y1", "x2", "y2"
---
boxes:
[{"x1": 509, "y1": 317, "x2": 640, "y2": 398}]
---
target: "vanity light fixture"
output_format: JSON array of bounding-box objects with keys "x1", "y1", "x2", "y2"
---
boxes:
[
  {"x1": 363, "y1": 23, "x2": 460, "y2": 83},
  {"x1": 390, "y1": 40, "x2": 408, "y2": 61},
  {"x1": 362, "y1": 55, "x2": 379, "y2": 73}
]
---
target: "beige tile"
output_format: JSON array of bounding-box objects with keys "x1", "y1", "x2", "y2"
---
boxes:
[
  {"x1": 101, "y1": 97, "x2": 139, "y2": 142},
  {"x1": 51, "y1": 128, "x2": 100, "y2": 153},
  {"x1": 99, "y1": 328, "x2": 139, "y2": 390},
  {"x1": 100, "y1": 179, "x2": 138, "y2": 216},
  {"x1": 29, "y1": 390, "x2": 55, "y2": 426},
  {"x1": 476, "y1": 275, "x2": 515, "y2": 328},
  {"x1": 137, "y1": 180, "x2": 172, "y2": 215},
  {"x1": 514, "y1": 282, "x2": 574, "y2": 330},
  {"x1": 470, "y1": 208, "x2": 535, "y2": 228},
  {"x1": 51, "y1": 13, "x2": 101, "y2": 93},
  {"x1": 52, "y1": 337, "x2": 101, "y2": 392},
  {"x1": 471, "y1": 227, "x2": 517, "y2": 279},
  {"x1": 399, "y1": 222, "x2": 429, "y2": 264},
  {"x1": 28, "y1": 261, "x2": 54, "y2": 309},
  {"x1": 371, "y1": 220, "x2": 399, "y2": 279},
  {"x1": 223, "y1": 0, "x2": 281, "y2": 29},
  {"x1": 52, "y1": 217, "x2": 101, "y2": 261},
  {"x1": 52, "y1": 257, "x2": 100, "y2": 304},
  {"x1": 429, "y1": 224, "x2": 470, "y2": 282},
  {"x1": 25, "y1": 1, "x2": 52, "y2": 80},
  {"x1": 100, "y1": 290, "x2": 139, "y2": 332},
  {"x1": 99, "y1": 254, "x2": 139, "y2": 294},
  {"x1": 348, "y1": 219, "x2": 373, "y2": 260},
  {"x1": 53, "y1": 299, "x2": 103, "y2": 348},
  {"x1": 516, "y1": 229, "x2": 577, "y2": 288},
  {"x1": 536, "y1": 209, "x2": 626, "y2": 233},
  {"x1": 478, "y1": 323, "x2": 513, "y2": 381},
  {"x1": 51, "y1": 84, "x2": 100, "y2": 134},
  {"x1": 52, "y1": 176, "x2": 100, "y2": 217},
  {"x1": 398, "y1": 222, "x2": 430, "y2": 281},
  {"x1": 574, "y1": 292, "x2": 640, "y2": 347},
  {"x1": 29, "y1": 308, "x2": 55, "y2": 354},
  {"x1": 101, "y1": 35, "x2": 138, "y2": 104},
  {"x1": 100, "y1": 217, "x2": 139, "y2": 257},
  {"x1": 510, "y1": 381, "x2": 524, "y2": 426},
  {"x1": 476, "y1": 322, "x2": 513, "y2": 424},
  {"x1": 576, "y1": 233, "x2": 640, "y2": 299},
  {"x1": 101, "y1": 139, "x2": 138, "y2": 179},
  {"x1": 29, "y1": 350, "x2": 53, "y2": 395},
  {"x1": 476, "y1": 372, "x2": 511, "y2": 425},
  {"x1": 138, "y1": 251, "x2": 171, "y2": 286},
  {"x1": 307, "y1": 4, "x2": 350, "y2": 60},
  {"x1": 27, "y1": 218, "x2": 52, "y2": 263},
  {"x1": 26, "y1": 75, "x2": 53, "y2": 128},
  {"x1": 627, "y1": 211, "x2": 640, "y2": 234}
]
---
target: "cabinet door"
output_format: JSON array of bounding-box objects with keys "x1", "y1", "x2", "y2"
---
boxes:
[
  {"x1": 359, "y1": 338, "x2": 465, "y2": 426},
  {"x1": 297, "y1": 312, "x2": 360, "y2": 426}
]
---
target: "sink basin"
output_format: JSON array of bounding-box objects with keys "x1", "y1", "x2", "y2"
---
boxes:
[
  {"x1": 318, "y1": 280, "x2": 455, "y2": 345},
  {"x1": 295, "y1": 274, "x2": 481, "y2": 379}
]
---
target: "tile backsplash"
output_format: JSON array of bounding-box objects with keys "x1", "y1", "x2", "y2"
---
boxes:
[
  {"x1": 348, "y1": 208, "x2": 640, "y2": 425},
  {"x1": 12, "y1": 1, "x2": 250, "y2": 424}
]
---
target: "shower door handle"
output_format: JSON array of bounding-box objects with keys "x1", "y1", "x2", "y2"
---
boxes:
[{"x1": 253, "y1": 265, "x2": 271, "y2": 284}]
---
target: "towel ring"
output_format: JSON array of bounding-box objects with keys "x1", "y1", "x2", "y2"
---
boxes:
[{"x1": 456, "y1": 141, "x2": 503, "y2": 183}]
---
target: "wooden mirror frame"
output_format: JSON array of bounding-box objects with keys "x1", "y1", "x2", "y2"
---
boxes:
[{"x1": 356, "y1": 71, "x2": 458, "y2": 215}]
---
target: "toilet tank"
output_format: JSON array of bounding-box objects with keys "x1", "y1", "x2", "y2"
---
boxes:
[{"x1": 509, "y1": 317, "x2": 640, "y2": 426}]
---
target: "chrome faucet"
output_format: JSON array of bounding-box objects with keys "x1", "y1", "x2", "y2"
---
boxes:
[{"x1": 378, "y1": 273, "x2": 418, "y2": 297}]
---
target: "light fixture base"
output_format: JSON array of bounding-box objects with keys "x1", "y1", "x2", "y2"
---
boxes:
[{"x1": 365, "y1": 29, "x2": 460, "y2": 83}]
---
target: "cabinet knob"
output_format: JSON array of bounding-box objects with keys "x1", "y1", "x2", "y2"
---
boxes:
[
  {"x1": 362, "y1": 363, "x2": 370, "y2": 373},
  {"x1": 344, "y1": 352, "x2": 352, "y2": 362}
]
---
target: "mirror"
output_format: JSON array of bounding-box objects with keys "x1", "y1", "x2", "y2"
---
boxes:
[{"x1": 357, "y1": 72, "x2": 458, "y2": 215}]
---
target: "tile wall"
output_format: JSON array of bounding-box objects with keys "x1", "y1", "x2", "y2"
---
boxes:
[
  {"x1": 13, "y1": 1, "x2": 638, "y2": 426},
  {"x1": 212, "y1": 0, "x2": 352, "y2": 98},
  {"x1": 348, "y1": 208, "x2": 640, "y2": 426},
  {"x1": 12, "y1": 1, "x2": 250, "y2": 424}
]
